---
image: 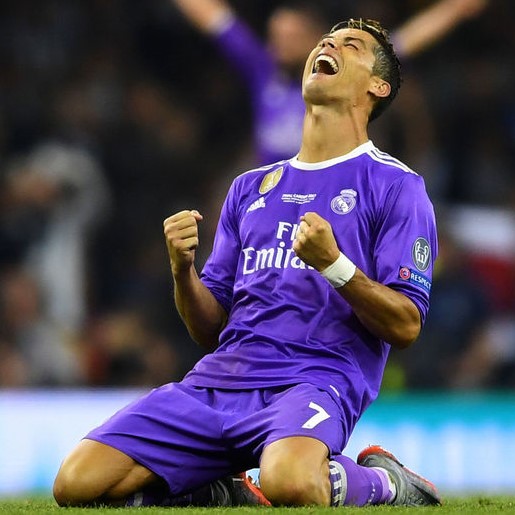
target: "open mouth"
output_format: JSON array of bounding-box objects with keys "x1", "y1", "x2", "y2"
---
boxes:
[{"x1": 312, "y1": 54, "x2": 339, "y2": 75}]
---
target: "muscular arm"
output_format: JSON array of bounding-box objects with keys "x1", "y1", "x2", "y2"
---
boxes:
[
  {"x1": 170, "y1": 0, "x2": 233, "y2": 34},
  {"x1": 293, "y1": 212, "x2": 421, "y2": 349},
  {"x1": 334, "y1": 268, "x2": 421, "y2": 349},
  {"x1": 392, "y1": 0, "x2": 488, "y2": 58},
  {"x1": 173, "y1": 266, "x2": 228, "y2": 352},
  {"x1": 164, "y1": 210, "x2": 228, "y2": 351}
]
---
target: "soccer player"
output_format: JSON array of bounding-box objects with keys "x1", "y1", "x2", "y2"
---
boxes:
[
  {"x1": 53, "y1": 18, "x2": 440, "y2": 507},
  {"x1": 170, "y1": 0, "x2": 488, "y2": 165}
]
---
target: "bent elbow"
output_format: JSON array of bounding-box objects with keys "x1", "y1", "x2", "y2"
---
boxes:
[
  {"x1": 188, "y1": 329, "x2": 220, "y2": 352},
  {"x1": 389, "y1": 322, "x2": 421, "y2": 350}
]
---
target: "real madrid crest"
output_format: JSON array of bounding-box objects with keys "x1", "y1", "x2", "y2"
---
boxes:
[
  {"x1": 331, "y1": 189, "x2": 357, "y2": 215},
  {"x1": 259, "y1": 167, "x2": 283, "y2": 194}
]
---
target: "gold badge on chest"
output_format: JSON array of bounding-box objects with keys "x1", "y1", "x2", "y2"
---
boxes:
[{"x1": 259, "y1": 166, "x2": 283, "y2": 194}]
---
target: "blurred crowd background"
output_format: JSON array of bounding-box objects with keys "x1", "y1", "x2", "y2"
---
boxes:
[{"x1": 0, "y1": 0, "x2": 513, "y2": 391}]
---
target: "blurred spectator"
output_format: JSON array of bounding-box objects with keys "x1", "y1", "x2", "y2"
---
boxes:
[
  {"x1": 169, "y1": 0, "x2": 491, "y2": 271},
  {"x1": 79, "y1": 308, "x2": 180, "y2": 387},
  {"x1": 450, "y1": 316, "x2": 515, "y2": 389},
  {"x1": 0, "y1": 338, "x2": 28, "y2": 387},
  {"x1": 0, "y1": 141, "x2": 111, "y2": 333},
  {"x1": 389, "y1": 205, "x2": 515, "y2": 390},
  {"x1": 0, "y1": 267, "x2": 83, "y2": 386},
  {"x1": 446, "y1": 204, "x2": 515, "y2": 312},
  {"x1": 169, "y1": 0, "x2": 489, "y2": 166},
  {"x1": 392, "y1": 221, "x2": 493, "y2": 390},
  {"x1": 370, "y1": 74, "x2": 450, "y2": 201},
  {"x1": 98, "y1": 78, "x2": 206, "y2": 307},
  {"x1": 0, "y1": 0, "x2": 513, "y2": 388}
]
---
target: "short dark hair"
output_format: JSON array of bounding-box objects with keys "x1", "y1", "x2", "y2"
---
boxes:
[{"x1": 330, "y1": 18, "x2": 402, "y2": 121}]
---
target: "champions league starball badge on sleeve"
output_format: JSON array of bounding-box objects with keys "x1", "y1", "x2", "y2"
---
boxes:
[
  {"x1": 412, "y1": 237, "x2": 431, "y2": 272},
  {"x1": 398, "y1": 237, "x2": 433, "y2": 292}
]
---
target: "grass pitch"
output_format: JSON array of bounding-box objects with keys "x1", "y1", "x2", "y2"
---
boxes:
[{"x1": 2, "y1": 497, "x2": 515, "y2": 514}]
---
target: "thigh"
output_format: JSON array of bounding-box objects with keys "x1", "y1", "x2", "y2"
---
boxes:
[
  {"x1": 54, "y1": 438, "x2": 158, "y2": 504},
  {"x1": 265, "y1": 384, "x2": 346, "y2": 454},
  {"x1": 228, "y1": 383, "x2": 346, "y2": 465},
  {"x1": 85, "y1": 383, "x2": 233, "y2": 495}
]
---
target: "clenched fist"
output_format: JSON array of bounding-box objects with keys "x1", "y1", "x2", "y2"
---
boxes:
[
  {"x1": 163, "y1": 209, "x2": 203, "y2": 272},
  {"x1": 292, "y1": 212, "x2": 340, "y2": 272}
]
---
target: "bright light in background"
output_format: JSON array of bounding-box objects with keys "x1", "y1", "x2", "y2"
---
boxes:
[
  {"x1": 0, "y1": 389, "x2": 144, "y2": 496},
  {"x1": 1, "y1": 390, "x2": 515, "y2": 497}
]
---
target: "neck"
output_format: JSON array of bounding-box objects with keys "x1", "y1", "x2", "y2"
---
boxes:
[{"x1": 297, "y1": 104, "x2": 370, "y2": 162}]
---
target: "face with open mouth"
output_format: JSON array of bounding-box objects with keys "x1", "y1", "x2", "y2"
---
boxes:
[
  {"x1": 302, "y1": 28, "x2": 380, "y2": 104},
  {"x1": 312, "y1": 54, "x2": 339, "y2": 75}
]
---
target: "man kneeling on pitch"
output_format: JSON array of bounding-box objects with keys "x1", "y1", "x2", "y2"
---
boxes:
[{"x1": 53, "y1": 17, "x2": 440, "y2": 508}]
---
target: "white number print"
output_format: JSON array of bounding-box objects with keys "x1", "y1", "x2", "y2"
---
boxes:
[{"x1": 301, "y1": 401, "x2": 331, "y2": 429}]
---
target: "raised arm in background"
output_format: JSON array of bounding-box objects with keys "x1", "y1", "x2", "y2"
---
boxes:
[
  {"x1": 170, "y1": 0, "x2": 232, "y2": 34},
  {"x1": 170, "y1": 0, "x2": 490, "y2": 58},
  {"x1": 393, "y1": 0, "x2": 489, "y2": 58}
]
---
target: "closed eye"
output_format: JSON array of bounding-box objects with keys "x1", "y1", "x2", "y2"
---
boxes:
[{"x1": 343, "y1": 37, "x2": 364, "y2": 51}]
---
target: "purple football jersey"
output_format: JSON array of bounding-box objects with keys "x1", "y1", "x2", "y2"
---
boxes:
[
  {"x1": 214, "y1": 17, "x2": 305, "y2": 164},
  {"x1": 182, "y1": 141, "x2": 437, "y2": 420}
]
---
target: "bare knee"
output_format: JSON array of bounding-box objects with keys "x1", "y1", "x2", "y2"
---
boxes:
[
  {"x1": 53, "y1": 469, "x2": 87, "y2": 506},
  {"x1": 53, "y1": 444, "x2": 112, "y2": 507},
  {"x1": 53, "y1": 459, "x2": 99, "y2": 506},
  {"x1": 260, "y1": 462, "x2": 328, "y2": 506},
  {"x1": 53, "y1": 439, "x2": 154, "y2": 507},
  {"x1": 259, "y1": 438, "x2": 331, "y2": 506}
]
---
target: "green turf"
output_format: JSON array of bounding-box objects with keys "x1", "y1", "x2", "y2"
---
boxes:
[{"x1": 2, "y1": 497, "x2": 515, "y2": 514}]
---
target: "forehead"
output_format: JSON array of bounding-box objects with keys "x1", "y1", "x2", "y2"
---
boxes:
[{"x1": 328, "y1": 27, "x2": 378, "y2": 46}]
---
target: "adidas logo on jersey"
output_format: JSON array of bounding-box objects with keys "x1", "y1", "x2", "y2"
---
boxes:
[{"x1": 247, "y1": 197, "x2": 266, "y2": 213}]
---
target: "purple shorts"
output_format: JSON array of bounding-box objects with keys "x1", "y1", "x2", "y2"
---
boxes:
[{"x1": 86, "y1": 382, "x2": 346, "y2": 495}]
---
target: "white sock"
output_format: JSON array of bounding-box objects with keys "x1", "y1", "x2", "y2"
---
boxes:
[
  {"x1": 329, "y1": 459, "x2": 347, "y2": 506},
  {"x1": 372, "y1": 467, "x2": 396, "y2": 503}
]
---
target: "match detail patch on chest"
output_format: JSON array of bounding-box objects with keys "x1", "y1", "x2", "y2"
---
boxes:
[{"x1": 281, "y1": 193, "x2": 317, "y2": 204}]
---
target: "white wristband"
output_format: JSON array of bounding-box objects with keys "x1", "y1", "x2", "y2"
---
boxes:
[{"x1": 320, "y1": 252, "x2": 356, "y2": 288}]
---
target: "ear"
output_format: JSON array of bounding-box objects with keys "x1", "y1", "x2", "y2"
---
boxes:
[{"x1": 368, "y1": 76, "x2": 391, "y2": 99}]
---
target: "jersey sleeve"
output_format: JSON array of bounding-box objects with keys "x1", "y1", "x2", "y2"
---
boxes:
[
  {"x1": 200, "y1": 179, "x2": 241, "y2": 314},
  {"x1": 212, "y1": 16, "x2": 275, "y2": 92},
  {"x1": 373, "y1": 174, "x2": 438, "y2": 325}
]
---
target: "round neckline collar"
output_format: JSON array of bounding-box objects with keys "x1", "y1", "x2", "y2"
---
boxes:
[{"x1": 290, "y1": 141, "x2": 374, "y2": 170}]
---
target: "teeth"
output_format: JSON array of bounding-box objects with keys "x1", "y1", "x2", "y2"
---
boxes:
[{"x1": 314, "y1": 55, "x2": 339, "y2": 74}]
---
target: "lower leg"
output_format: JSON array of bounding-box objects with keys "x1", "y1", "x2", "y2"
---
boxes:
[
  {"x1": 329, "y1": 454, "x2": 392, "y2": 506},
  {"x1": 126, "y1": 481, "x2": 225, "y2": 507},
  {"x1": 127, "y1": 473, "x2": 270, "y2": 507}
]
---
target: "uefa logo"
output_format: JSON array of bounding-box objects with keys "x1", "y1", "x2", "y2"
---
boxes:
[
  {"x1": 399, "y1": 267, "x2": 411, "y2": 280},
  {"x1": 331, "y1": 189, "x2": 357, "y2": 215}
]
